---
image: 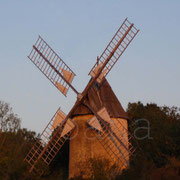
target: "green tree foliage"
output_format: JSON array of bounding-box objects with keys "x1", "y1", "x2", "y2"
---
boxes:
[
  {"x1": 0, "y1": 100, "x2": 37, "y2": 179},
  {"x1": 0, "y1": 128, "x2": 38, "y2": 179},
  {"x1": 117, "y1": 102, "x2": 180, "y2": 180},
  {"x1": 0, "y1": 101, "x2": 20, "y2": 132}
]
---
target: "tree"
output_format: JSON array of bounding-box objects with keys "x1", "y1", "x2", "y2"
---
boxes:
[
  {"x1": 117, "y1": 102, "x2": 180, "y2": 179},
  {"x1": 0, "y1": 128, "x2": 39, "y2": 179},
  {"x1": 0, "y1": 101, "x2": 20, "y2": 132},
  {"x1": 0, "y1": 100, "x2": 38, "y2": 179}
]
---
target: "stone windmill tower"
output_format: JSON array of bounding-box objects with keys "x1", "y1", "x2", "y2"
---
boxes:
[{"x1": 24, "y1": 18, "x2": 139, "y2": 178}]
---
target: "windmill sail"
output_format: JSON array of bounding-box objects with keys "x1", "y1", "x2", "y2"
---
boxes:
[
  {"x1": 51, "y1": 109, "x2": 66, "y2": 129},
  {"x1": 61, "y1": 119, "x2": 75, "y2": 137},
  {"x1": 88, "y1": 107, "x2": 112, "y2": 131},
  {"x1": 28, "y1": 36, "x2": 77, "y2": 96},
  {"x1": 55, "y1": 82, "x2": 68, "y2": 96},
  {"x1": 96, "y1": 115, "x2": 135, "y2": 169},
  {"x1": 88, "y1": 116, "x2": 102, "y2": 132},
  {"x1": 89, "y1": 18, "x2": 139, "y2": 83},
  {"x1": 85, "y1": 104, "x2": 135, "y2": 169},
  {"x1": 97, "y1": 107, "x2": 112, "y2": 124},
  {"x1": 60, "y1": 68, "x2": 75, "y2": 84},
  {"x1": 24, "y1": 108, "x2": 75, "y2": 173}
]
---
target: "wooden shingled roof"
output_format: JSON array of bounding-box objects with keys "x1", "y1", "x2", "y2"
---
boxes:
[{"x1": 72, "y1": 79, "x2": 128, "y2": 119}]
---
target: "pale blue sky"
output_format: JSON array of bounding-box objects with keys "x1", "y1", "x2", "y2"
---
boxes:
[{"x1": 0, "y1": 0, "x2": 180, "y2": 132}]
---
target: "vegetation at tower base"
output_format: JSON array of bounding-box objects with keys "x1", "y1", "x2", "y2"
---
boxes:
[
  {"x1": 69, "y1": 158, "x2": 119, "y2": 180},
  {"x1": 0, "y1": 100, "x2": 180, "y2": 179}
]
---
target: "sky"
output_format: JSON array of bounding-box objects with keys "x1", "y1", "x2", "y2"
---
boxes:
[{"x1": 0, "y1": 0, "x2": 180, "y2": 133}]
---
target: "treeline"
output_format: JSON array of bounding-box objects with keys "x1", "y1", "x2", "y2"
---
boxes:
[
  {"x1": 119, "y1": 102, "x2": 180, "y2": 180},
  {"x1": 0, "y1": 101, "x2": 180, "y2": 179},
  {"x1": 0, "y1": 101, "x2": 37, "y2": 179}
]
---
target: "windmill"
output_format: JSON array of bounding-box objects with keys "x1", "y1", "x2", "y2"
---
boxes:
[{"x1": 24, "y1": 18, "x2": 139, "y2": 178}]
